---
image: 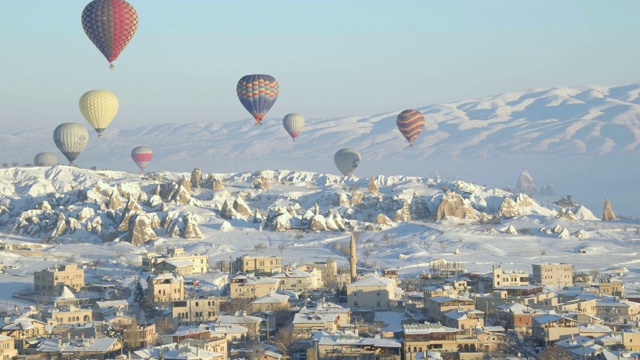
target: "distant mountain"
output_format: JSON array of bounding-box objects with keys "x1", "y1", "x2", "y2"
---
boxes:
[{"x1": 2, "y1": 84, "x2": 639, "y2": 216}]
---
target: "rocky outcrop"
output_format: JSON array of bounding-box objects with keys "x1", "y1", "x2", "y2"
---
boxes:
[
  {"x1": 253, "y1": 208, "x2": 264, "y2": 223},
  {"x1": 497, "y1": 197, "x2": 521, "y2": 218},
  {"x1": 603, "y1": 198, "x2": 616, "y2": 221},
  {"x1": 308, "y1": 215, "x2": 327, "y2": 231},
  {"x1": 191, "y1": 168, "x2": 202, "y2": 189},
  {"x1": 123, "y1": 213, "x2": 156, "y2": 245},
  {"x1": 351, "y1": 190, "x2": 364, "y2": 206},
  {"x1": 394, "y1": 200, "x2": 412, "y2": 222},
  {"x1": 213, "y1": 179, "x2": 224, "y2": 191},
  {"x1": 76, "y1": 207, "x2": 95, "y2": 221},
  {"x1": 515, "y1": 194, "x2": 533, "y2": 207},
  {"x1": 107, "y1": 191, "x2": 124, "y2": 210},
  {"x1": 325, "y1": 210, "x2": 346, "y2": 231},
  {"x1": 336, "y1": 193, "x2": 350, "y2": 207},
  {"x1": 183, "y1": 213, "x2": 202, "y2": 239},
  {"x1": 180, "y1": 176, "x2": 192, "y2": 195},
  {"x1": 268, "y1": 208, "x2": 292, "y2": 232},
  {"x1": 368, "y1": 177, "x2": 380, "y2": 196},
  {"x1": 435, "y1": 191, "x2": 477, "y2": 221},
  {"x1": 159, "y1": 182, "x2": 192, "y2": 205},
  {"x1": 504, "y1": 225, "x2": 517, "y2": 235},
  {"x1": 253, "y1": 176, "x2": 270, "y2": 190},
  {"x1": 516, "y1": 170, "x2": 537, "y2": 195},
  {"x1": 233, "y1": 197, "x2": 252, "y2": 217},
  {"x1": 375, "y1": 214, "x2": 394, "y2": 226}
]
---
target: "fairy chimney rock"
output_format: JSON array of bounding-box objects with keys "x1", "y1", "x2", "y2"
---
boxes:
[{"x1": 603, "y1": 198, "x2": 616, "y2": 221}]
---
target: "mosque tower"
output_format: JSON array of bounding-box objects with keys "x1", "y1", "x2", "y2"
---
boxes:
[{"x1": 349, "y1": 233, "x2": 357, "y2": 283}]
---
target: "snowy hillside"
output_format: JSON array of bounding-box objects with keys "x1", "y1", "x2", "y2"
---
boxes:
[
  {"x1": 1, "y1": 84, "x2": 639, "y2": 216},
  {"x1": 0, "y1": 165, "x2": 639, "y2": 301}
]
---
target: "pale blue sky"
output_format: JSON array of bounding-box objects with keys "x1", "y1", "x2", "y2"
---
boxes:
[{"x1": 1, "y1": 1, "x2": 639, "y2": 131}]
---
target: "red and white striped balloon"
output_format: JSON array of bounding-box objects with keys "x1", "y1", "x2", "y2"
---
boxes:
[{"x1": 131, "y1": 146, "x2": 153, "y2": 172}]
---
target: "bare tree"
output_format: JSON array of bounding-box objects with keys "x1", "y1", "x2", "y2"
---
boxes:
[
  {"x1": 278, "y1": 244, "x2": 286, "y2": 254},
  {"x1": 273, "y1": 326, "x2": 302, "y2": 358},
  {"x1": 221, "y1": 298, "x2": 252, "y2": 315},
  {"x1": 541, "y1": 346, "x2": 573, "y2": 360}
]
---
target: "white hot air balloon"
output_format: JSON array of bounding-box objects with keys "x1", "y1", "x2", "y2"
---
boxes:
[
  {"x1": 53, "y1": 123, "x2": 89, "y2": 165},
  {"x1": 334, "y1": 148, "x2": 361, "y2": 177},
  {"x1": 34, "y1": 152, "x2": 58, "y2": 167},
  {"x1": 131, "y1": 146, "x2": 153, "y2": 172},
  {"x1": 79, "y1": 90, "x2": 119, "y2": 137},
  {"x1": 282, "y1": 113, "x2": 305, "y2": 141}
]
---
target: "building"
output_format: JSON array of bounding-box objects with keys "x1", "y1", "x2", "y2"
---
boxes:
[
  {"x1": 133, "y1": 343, "x2": 224, "y2": 360},
  {"x1": 442, "y1": 309, "x2": 485, "y2": 334},
  {"x1": 532, "y1": 263, "x2": 574, "y2": 288},
  {"x1": 250, "y1": 291, "x2": 290, "y2": 313},
  {"x1": 599, "y1": 279, "x2": 624, "y2": 297},
  {"x1": 595, "y1": 297, "x2": 640, "y2": 322},
  {"x1": 34, "y1": 263, "x2": 84, "y2": 296},
  {"x1": 492, "y1": 265, "x2": 529, "y2": 288},
  {"x1": 123, "y1": 323, "x2": 157, "y2": 349},
  {"x1": 36, "y1": 337, "x2": 123, "y2": 360},
  {"x1": 236, "y1": 255, "x2": 283, "y2": 275},
  {"x1": 172, "y1": 297, "x2": 221, "y2": 328},
  {"x1": 424, "y1": 296, "x2": 475, "y2": 323},
  {"x1": 0, "y1": 317, "x2": 48, "y2": 351},
  {"x1": 0, "y1": 335, "x2": 18, "y2": 360},
  {"x1": 147, "y1": 273, "x2": 185, "y2": 304},
  {"x1": 155, "y1": 259, "x2": 195, "y2": 277},
  {"x1": 347, "y1": 274, "x2": 398, "y2": 309},
  {"x1": 46, "y1": 304, "x2": 93, "y2": 325},
  {"x1": 271, "y1": 268, "x2": 321, "y2": 294},
  {"x1": 200, "y1": 323, "x2": 249, "y2": 343},
  {"x1": 402, "y1": 323, "x2": 481, "y2": 360},
  {"x1": 217, "y1": 313, "x2": 263, "y2": 339},
  {"x1": 298, "y1": 259, "x2": 338, "y2": 288},
  {"x1": 229, "y1": 275, "x2": 280, "y2": 299},
  {"x1": 622, "y1": 329, "x2": 640, "y2": 351},
  {"x1": 142, "y1": 247, "x2": 209, "y2": 274},
  {"x1": 313, "y1": 330, "x2": 402, "y2": 360},
  {"x1": 531, "y1": 314, "x2": 579, "y2": 344}
]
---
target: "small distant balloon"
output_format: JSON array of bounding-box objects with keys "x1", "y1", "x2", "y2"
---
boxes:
[
  {"x1": 334, "y1": 148, "x2": 361, "y2": 177},
  {"x1": 131, "y1": 146, "x2": 153, "y2": 172},
  {"x1": 79, "y1": 90, "x2": 119, "y2": 137},
  {"x1": 237, "y1": 74, "x2": 279, "y2": 126},
  {"x1": 81, "y1": 0, "x2": 139, "y2": 69},
  {"x1": 53, "y1": 123, "x2": 89, "y2": 165},
  {"x1": 282, "y1": 113, "x2": 305, "y2": 141},
  {"x1": 396, "y1": 109, "x2": 425, "y2": 146},
  {"x1": 34, "y1": 152, "x2": 58, "y2": 167}
]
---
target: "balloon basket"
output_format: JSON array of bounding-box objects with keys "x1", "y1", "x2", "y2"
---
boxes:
[
  {"x1": 255, "y1": 123, "x2": 263, "y2": 127},
  {"x1": 109, "y1": 64, "x2": 115, "y2": 70}
]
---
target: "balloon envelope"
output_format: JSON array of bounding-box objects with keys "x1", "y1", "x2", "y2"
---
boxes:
[
  {"x1": 34, "y1": 152, "x2": 58, "y2": 167},
  {"x1": 396, "y1": 109, "x2": 425, "y2": 146},
  {"x1": 282, "y1": 113, "x2": 305, "y2": 141},
  {"x1": 53, "y1": 123, "x2": 89, "y2": 165},
  {"x1": 334, "y1": 148, "x2": 361, "y2": 177},
  {"x1": 237, "y1": 74, "x2": 279, "y2": 125},
  {"x1": 131, "y1": 146, "x2": 153, "y2": 171},
  {"x1": 79, "y1": 90, "x2": 119, "y2": 137},
  {"x1": 81, "y1": 0, "x2": 139, "y2": 68}
]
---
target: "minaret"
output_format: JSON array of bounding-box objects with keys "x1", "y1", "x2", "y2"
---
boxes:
[{"x1": 349, "y1": 233, "x2": 358, "y2": 283}]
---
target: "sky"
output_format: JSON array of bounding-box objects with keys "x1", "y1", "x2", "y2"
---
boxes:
[{"x1": 1, "y1": 1, "x2": 640, "y2": 131}]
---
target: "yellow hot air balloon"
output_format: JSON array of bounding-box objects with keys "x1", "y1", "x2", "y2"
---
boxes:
[{"x1": 79, "y1": 90, "x2": 119, "y2": 137}]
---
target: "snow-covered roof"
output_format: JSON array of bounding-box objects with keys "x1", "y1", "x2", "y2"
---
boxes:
[
  {"x1": 37, "y1": 337, "x2": 119, "y2": 353},
  {"x1": 348, "y1": 274, "x2": 395, "y2": 287},
  {"x1": 2, "y1": 317, "x2": 46, "y2": 331},
  {"x1": 533, "y1": 314, "x2": 575, "y2": 325},
  {"x1": 95, "y1": 299, "x2": 129, "y2": 309},
  {"x1": 579, "y1": 323, "x2": 612, "y2": 333},
  {"x1": 57, "y1": 286, "x2": 76, "y2": 300},
  {"x1": 217, "y1": 314, "x2": 262, "y2": 325},
  {"x1": 293, "y1": 312, "x2": 339, "y2": 324},
  {"x1": 317, "y1": 334, "x2": 401, "y2": 348},
  {"x1": 555, "y1": 335, "x2": 594, "y2": 348},
  {"x1": 271, "y1": 269, "x2": 313, "y2": 279},
  {"x1": 402, "y1": 323, "x2": 459, "y2": 335},
  {"x1": 164, "y1": 259, "x2": 195, "y2": 268},
  {"x1": 251, "y1": 292, "x2": 290, "y2": 304}
]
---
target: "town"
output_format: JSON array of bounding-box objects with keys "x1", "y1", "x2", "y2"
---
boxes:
[{"x1": 1, "y1": 235, "x2": 637, "y2": 360}]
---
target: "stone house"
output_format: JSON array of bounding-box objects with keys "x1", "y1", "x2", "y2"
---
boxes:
[
  {"x1": 147, "y1": 273, "x2": 185, "y2": 304},
  {"x1": 34, "y1": 263, "x2": 84, "y2": 296},
  {"x1": 347, "y1": 274, "x2": 398, "y2": 309}
]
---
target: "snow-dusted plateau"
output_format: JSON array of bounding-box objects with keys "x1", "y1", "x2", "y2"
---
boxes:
[{"x1": 0, "y1": 164, "x2": 638, "y2": 309}]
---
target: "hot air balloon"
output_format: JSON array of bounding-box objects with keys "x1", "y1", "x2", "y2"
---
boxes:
[
  {"x1": 334, "y1": 148, "x2": 361, "y2": 177},
  {"x1": 396, "y1": 109, "x2": 425, "y2": 146},
  {"x1": 282, "y1": 113, "x2": 305, "y2": 141},
  {"x1": 53, "y1": 123, "x2": 89, "y2": 166},
  {"x1": 131, "y1": 146, "x2": 153, "y2": 172},
  {"x1": 237, "y1": 74, "x2": 279, "y2": 126},
  {"x1": 81, "y1": 0, "x2": 139, "y2": 69},
  {"x1": 79, "y1": 90, "x2": 119, "y2": 137},
  {"x1": 34, "y1": 152, "x2": 58, "y2": 167}
]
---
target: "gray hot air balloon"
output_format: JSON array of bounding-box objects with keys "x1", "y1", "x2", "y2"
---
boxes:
[
  {"x1": 34, "y1": 152, "x2": 59, "y2": 167},
  {"x1": 53, "y1": 123, "x2": 89, "y2": 165},
  {"x1": 282, "y1": 113, "x2": 305, "y2": 141},
  {"x1": 334, "y1": 148, "x2": 361, "y2": 177}
]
